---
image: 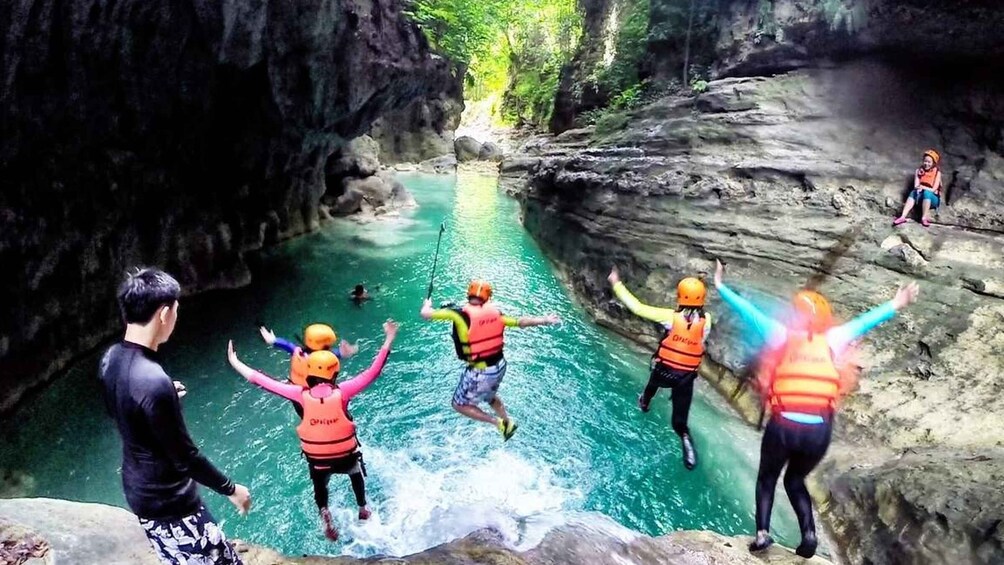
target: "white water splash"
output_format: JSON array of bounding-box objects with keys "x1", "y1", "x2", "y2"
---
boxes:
[{"x1": 333, "y1": 445, "x2": 631, "y2": 557}]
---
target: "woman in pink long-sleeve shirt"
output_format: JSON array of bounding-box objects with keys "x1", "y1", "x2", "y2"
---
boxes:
[{"x1": 227, "y1": 320, "x2": 398, "y2": 542}]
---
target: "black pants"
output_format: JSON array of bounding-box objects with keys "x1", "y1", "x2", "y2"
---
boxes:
[
  {"x1": 755, "y1": 415, "x2": 833, "y2": 536},
  {"x1": 308, "y1": 454, "x2": 366, "y2": 509},
  {"x1": 642, "y1": 363, "x2": 697, "y2": 437}
]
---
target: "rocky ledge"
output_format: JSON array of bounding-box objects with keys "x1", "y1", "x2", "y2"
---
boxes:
[
  {"x1": 0, "y1": 498, "x2": 831, "y2": 565},
  {"x1": 502, "y1": 60, "x2": 1004, "y2": 565}
]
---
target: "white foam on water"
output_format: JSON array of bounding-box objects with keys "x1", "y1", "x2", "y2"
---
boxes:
[{"x1": 333, "y1": 445, "x2": 598, "y2": 558}]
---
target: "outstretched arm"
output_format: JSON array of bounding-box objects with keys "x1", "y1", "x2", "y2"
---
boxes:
[
  {"x1": 608, "y1": 267, "x2": 676, "y2": 324},
  {"x1": 339, "y1": 320, "x2": 398, "y2": 402},
  {"x1": 511, "y1": 314, "x2": 560, "y2": 328},
  {"x1": 714, "y1": 260, "x2": 786, "y2": 347},
  {"x1": 827, "y1": 282, "x2": 919, "y2": 355},
  {"x1": 227, "y1": 340, "x2": 303, "y2": 402},
  {"x1": 260, "y1": 326, "x2": 297, "y2": 355}
]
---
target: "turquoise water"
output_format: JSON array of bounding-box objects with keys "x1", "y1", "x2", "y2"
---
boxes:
[{"x1": 0, "y1": 173, "x2": 799, "y2": 557}]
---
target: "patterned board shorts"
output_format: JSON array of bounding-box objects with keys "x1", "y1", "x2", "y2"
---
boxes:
[
  {"x1": 139, "y1": 506, "x2": 243, "y2": 565},
  {"x1": 452, "y1": 359, "x2": 508, "y2": 406}
]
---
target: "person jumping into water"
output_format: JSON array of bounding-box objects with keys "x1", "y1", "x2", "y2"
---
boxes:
[
  {"x1": 100, "y1": 268, "x2": 250, "y2": 565},
  {"x1": 714, "y1": 260, "x2": 919, "y2": 558},
  {"x1": 420, "y1": 280, "x2": 559, "y2": 441},
  {"x1": 258, "y1": 323, "x2": 359, "y2": 378},
  {"x1": 227, "y1": 320, "x2": 398, "y2": 542},
  {"x1": 607, "y1": 266, "x2": 710, "y2": 470}
]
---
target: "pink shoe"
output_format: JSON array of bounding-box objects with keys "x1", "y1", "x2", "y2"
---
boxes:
[
  {"x1": 893, "y1": 217, "x2": 908, "y2": 226},
  {"x1": 921, "y1": 218, "x2": 931, "y2": 227},
  {"x1": 358, "y1": 506, "x2": 371, "y2": 521},
  {"x1": 319, "y1": 508, "x2": 339, "y2": 541}
]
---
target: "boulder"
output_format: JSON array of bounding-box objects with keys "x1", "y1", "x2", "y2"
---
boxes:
[
  {"x1": 329, "y1": 135, "x2": 381, "y2": 178},
  {"x1": 420, "y1": 154, "x2": 458, "y2": 174},
  {"x1": 454, "y1": 136, "x2": 483, "y2": 163},
  {"x1": 478, "y1": 142, "x2": 504, "y2": 162},
  {"x1": 0, "y1": 499, "x2": 159, "y2": 565}
]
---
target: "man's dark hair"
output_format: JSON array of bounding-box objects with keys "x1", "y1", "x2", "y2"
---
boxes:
[
  {"x1": 354, "y1": 284, "x2": 365, "y2": 295},
  {"x1": 117, "y1": 268, "x2": 181, "y2": 324}
]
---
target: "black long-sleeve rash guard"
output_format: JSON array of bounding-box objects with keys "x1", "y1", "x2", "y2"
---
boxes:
[{"x1": 99, "y1": 341, "x2": 234, "y2": 520}]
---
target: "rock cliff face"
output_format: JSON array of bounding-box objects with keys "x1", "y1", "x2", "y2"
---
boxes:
[
  {"x1": 369, "y1": 68, "x2": 465, "y2": 164},
  {"x1": 0, "y1": 498, "x2": 832, "y2": 565},
  {"x1": 0, "y1": 0, "x2": 451, "y2": 414},
  {"x1": 503, "y1": 24, "x2": 1004, "y2": 565}
]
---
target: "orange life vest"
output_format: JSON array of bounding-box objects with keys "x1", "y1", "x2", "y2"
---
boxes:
[
  {"x1": 917, "y1": 167, "x2": 940, "y2": 194},
  {"x1": 460, "y1": 304, "x2": 505, "y2": 363},
  {"x1": 296, "y1": 388, "x2": 358, "y2": 462},
  {"x1": 655, "y1": 313, "x2": 706, "y2": 372},
  {"x1": 288, "y1": 348, "x2": 310, "y2": 387},
  {"x1": 769, "y1": 333, "x2": 840, "y2": 415}
]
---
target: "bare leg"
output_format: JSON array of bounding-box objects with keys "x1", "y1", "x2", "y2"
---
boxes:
[
  {"x1": 898, "y1": 196, "x2": 916, "y2": 219},
  {"x1": 452, "y1": 401, "x2": 498, "y2": 425},
  {"x1": 920, "y1": 198, "x2": 931, "y2": 222},
  {"x1": 488, "y1": 396, "x2": 510, "y2": 422}
]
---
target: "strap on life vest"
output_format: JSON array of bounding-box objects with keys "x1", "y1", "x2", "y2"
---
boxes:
[
  {"x1": 655, "y1": 312, "x2": 706, "y2": 372},
  {"x1": 296, "y1": 388, "x2": 358, "y2": 461}
]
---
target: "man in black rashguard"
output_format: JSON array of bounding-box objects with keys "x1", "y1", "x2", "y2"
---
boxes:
[{"x1": 100, "y1": 268, "x2": 251, "y2": 565}]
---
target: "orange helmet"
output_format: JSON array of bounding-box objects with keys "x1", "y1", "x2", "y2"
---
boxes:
[
  {"x1": 677, "y1": 277, "x2": 706, "y2": 307},
  {"x1": 467, "y1": 279, "x2": 493, "y2": 302},
  {"x1": 792, "y1": 290, "x2": 832, "y2": 333},
  {"x1": 923, "y1": 149, "x2": 940, "y2": 165},
  {"x1": 304, "y1": 324, "x2": 337, "y2": 351},
  {"x1": 305, "y1": 350, "x2": 340, "y2": 381}
]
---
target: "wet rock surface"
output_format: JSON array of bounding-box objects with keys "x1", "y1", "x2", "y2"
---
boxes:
[{"x1": 0, "y1": 499, "x2": 831, "y2": 565}]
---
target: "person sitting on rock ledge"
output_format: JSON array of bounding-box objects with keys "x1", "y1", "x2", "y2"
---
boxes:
[
  {"x1": 893, "y1": 149, "x2": 943, "y2": 228},
  {"x1": 607, "y1": 266, "x2": 711, "y2": 471},
  {"x1": 714, "y1": 260, "x2": 920, "y2": 559}
]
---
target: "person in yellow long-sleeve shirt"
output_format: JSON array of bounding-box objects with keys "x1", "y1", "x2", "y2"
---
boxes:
[{"x1": 608, "y1": 266, "x2": 712, "y2": 470}]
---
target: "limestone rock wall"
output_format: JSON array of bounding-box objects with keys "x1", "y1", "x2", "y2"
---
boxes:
[
  {"x1": 503, "y1": 59, "x2": 1004, "y2": 564},
  {"x1": 0, "y1": 0, "x2": 451, "y2": 413}
]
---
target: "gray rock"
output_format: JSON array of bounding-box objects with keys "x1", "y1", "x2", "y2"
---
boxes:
[
  {"x1": 454, "y1": 136, "x2": 483, "y2": 162},
  {"x1": 478, "y1": 141, "x2": 504, "y2": 162},
  {"x1": 369, "y1": 88, "x2": 465, "y2": 165},
  {"x1": 0, "y1": 499, "x2": 159, "y2": 565},
  {"x1": 420, "y1": 154, "x2": 458, "y2": 174},
  {"x1": 330, "y1": 135, "x2": 381, "y2": 178}
]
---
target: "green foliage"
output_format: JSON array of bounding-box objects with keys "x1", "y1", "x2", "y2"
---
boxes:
[
  {"x1": 590, "y1": 0, "x2": 650, "y2": 99},
  {"x1": 756, "y1": 0, "x2": 777, "y2": 40},
  {"x1": 406, "y1": 0, "x2": 580, "y2": 127},
  {"x1": 405, "y1": 0, "x2": 508, "y2": 66},
  {"x1": 593, "y1": 110, "x2": 629, "y2": 137},
  {"x1": 690, "y1": 79, "x2": 709, "y2": 94},
  {"x1": 821, "y1": 0, "x2": 867, "y2": 33}
]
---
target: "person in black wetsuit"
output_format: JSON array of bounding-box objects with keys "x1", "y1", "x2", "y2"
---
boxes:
[{"x1": 99, "y1": 268, "x2": 252, "y2": 565}]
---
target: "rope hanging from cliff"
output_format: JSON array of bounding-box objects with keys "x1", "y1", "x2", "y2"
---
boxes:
[{"x1": 426, "y1": 221, "x2": 447, "y2": 300}]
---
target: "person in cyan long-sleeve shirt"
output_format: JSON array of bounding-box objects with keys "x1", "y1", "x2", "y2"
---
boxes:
[
  {"x1": 228, "y1": 320, "x2": 397, "y2": 543},
  {"x1": 713, "y1": 260, "x2": 919, "y2": 558},
  {"x1": 100, "y1": 268, "x2": 251, "y2": 565}
]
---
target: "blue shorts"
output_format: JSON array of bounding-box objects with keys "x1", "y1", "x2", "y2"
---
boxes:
[
  {"x1": 452, "y1": 359, "x2": 507, "y2": 406},
  {"x1": 912, "y1": 188, "x2": 940, "y2": 209}
]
